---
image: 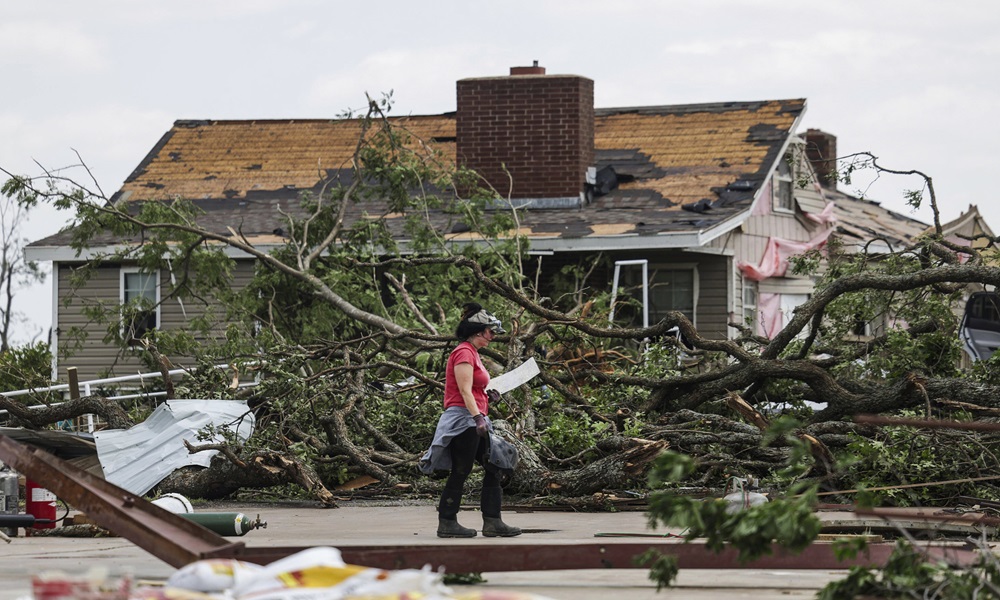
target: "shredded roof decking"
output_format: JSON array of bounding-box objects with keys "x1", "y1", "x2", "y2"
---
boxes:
[{"x1": 37, "y1": 100, "x2": 806, "y2": 248}]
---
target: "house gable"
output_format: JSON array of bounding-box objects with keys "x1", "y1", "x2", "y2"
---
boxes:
[{"x1": 26, "y1": 66, "x2": 816, "y2": 377}]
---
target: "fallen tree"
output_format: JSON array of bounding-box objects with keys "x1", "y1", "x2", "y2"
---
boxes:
[{"x1": 4, "y1": 104, "x2": 1000, "y2": 507}]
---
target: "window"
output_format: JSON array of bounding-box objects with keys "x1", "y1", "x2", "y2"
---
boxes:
[
  {"x1": 743, "y1": 280, "x2": 757, "y2": 328},
  {"x1": 779, "y1": 293, "x2": 809, "y2": 335},
  {"x1": 774, "y1": 157, "x2": 794, "y2": 212},
  {"x1": 617, "y1": 264, "x2": 697, "y2": 329},
  {"x1": 121, "y1": 268, "x2": 159, "y2": 344},
  {"x1": 646, "y1": 268, "x2": 697, "y2": 325},
  {"x1": 851, "y1": 315, "x2": 872, "y2": 337}
]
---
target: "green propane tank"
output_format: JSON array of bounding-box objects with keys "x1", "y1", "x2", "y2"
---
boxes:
[{"x1": 180, "y1": 512, "x2": 266, "y2": 536}]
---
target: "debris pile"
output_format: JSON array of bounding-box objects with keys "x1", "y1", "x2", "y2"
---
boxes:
[{"x1": 20, "y1": 547, "x2": 557, "y2": 600}]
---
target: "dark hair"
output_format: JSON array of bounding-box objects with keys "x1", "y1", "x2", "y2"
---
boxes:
[{"x1": 455, "y1": 302, "x2": 489, "y2": 340}]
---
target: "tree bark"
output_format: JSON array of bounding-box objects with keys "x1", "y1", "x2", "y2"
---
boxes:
[
  {"x1": 158, "y1": 444, "x2": 338, "y2": 507},
  {"x1": 494, "y1": 420, "x2": 668, "y2": 496},
  {"x1": 0, "y1": 394, "x2": 134, "y2": 430}
]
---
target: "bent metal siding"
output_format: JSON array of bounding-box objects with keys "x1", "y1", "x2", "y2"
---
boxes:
[{"x1": 56, "y1": 259, "x2": 255, "y2": 382}]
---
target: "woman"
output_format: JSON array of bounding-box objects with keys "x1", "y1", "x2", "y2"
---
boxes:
[{"x1": 419, "y1": 303, "x2": 522, "y2": 538}]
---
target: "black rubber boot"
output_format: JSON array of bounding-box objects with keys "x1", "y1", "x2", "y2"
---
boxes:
[
  {"x1": 483, "y1": 516, "x2": 522, "y2": 537},
  {"x1": 481, "y1": 486, "x2": 522, "y2": 537},
  {"x1": 437, "y1": 517, "x2": 477, "y2": 538},
  {"x1": 437, "y1": 486, "x2": 476, "y2": 538}
]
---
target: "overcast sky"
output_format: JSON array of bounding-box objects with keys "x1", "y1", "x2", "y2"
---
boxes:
[{"x1": 2, "y1": 0, "x2": 998, "y2": 345}]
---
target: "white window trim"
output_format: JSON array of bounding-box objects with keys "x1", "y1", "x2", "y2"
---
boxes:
[
  {"x1": 120, "y1": 267, "x2": 161, "y2": 340},
  {"x1": 773, "y1": 158, "x2": 795, "y2": 214},
  {"x1": 742, "y1": 279, "x2": 758, "y2": 328}
]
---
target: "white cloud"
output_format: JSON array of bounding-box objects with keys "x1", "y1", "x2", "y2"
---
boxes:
[
  {"x1": 8, "y1": 0, "x2": 303, "y2": 26},
  {"x1": 0, "y1": 21, "x2": 108, "y2": 71},
  {"x1": 1, "y1": 105, "x2": 172, "y2": 190},
  {"x1": 305, "y1": 48, "x2": 509, "y2": 115}
]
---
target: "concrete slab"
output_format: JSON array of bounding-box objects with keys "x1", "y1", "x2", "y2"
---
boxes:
[{"x1": 0, "y1": 501, "x2": 849, "y2": 599}]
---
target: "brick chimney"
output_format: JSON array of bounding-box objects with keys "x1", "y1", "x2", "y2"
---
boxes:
[
  {"x1": 456, "y1": 63, "x2": 595, "y2": 206},
  {"x1": 804, "y1": 129, "x2": 838, "y2": 190}
]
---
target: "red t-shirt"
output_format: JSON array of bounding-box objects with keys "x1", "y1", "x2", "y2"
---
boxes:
[{"x1": 444, "y1": 341, "x2": 490, "y2": 415}]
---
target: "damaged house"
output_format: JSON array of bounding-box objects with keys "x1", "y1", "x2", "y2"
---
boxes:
[{"x1": 25, "y1": 65, "x2": 936, "y2": 380}]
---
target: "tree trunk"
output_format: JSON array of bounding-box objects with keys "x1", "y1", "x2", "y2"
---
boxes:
[
  {"x1": 158, "y1": 446, "x2": 338, "y2": 507},
  {"x1": 494, "y1": 420, "x2": 668, "y2": 496}
]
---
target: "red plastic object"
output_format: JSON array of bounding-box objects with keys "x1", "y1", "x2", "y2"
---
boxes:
[
  {"x1": 32, "y1": 574, "x2": 131, "y2": 600},
  {"x1": 25, "y1": 479, "x2": 57, "y2": 531}
]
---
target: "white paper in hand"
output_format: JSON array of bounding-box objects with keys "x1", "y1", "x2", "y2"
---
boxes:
[{"x1": 486, "y1": 357, "x2": 540, "y2": 394}]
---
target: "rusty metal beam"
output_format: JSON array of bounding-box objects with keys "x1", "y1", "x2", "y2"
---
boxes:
[
  {"x1": 223, "y1": 540, "x2": 980, "y2": 571},
  {"x1": 0, "y1": 434, "x2": 244, "y2": 568},
  {"x1": 855, "y1": 506, "x2": 1000, "y2": 528}
]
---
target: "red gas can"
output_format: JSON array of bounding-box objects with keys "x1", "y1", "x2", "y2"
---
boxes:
[{"x1": 25, "y1": 479, "x2": 57, "y2": 533}]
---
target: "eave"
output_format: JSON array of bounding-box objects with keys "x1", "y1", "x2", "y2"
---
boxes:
[{"x1": 24, "y1": 209, "x2": 751, "y2": 264}]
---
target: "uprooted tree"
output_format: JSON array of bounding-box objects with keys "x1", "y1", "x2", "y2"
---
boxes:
[{"x1": 3, "y1": 96, "x2": 1000, "y2": 508}]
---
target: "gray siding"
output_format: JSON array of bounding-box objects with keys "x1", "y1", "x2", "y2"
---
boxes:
[
  {"x1": 693, "y1": 255, "x2": 730, "y2": 341},
  {"x1": 55, "y1": 247, "x2": 732, "y2": 381},
  {"x1": 55, "y1": 259, "x2": 256, "y2": 382},
  {"x1": 56, "y1": 264, "x2": 139, "y2": 382},
  {"x1": 597, "y1": 250, "x2": 731, "y2": 341}
]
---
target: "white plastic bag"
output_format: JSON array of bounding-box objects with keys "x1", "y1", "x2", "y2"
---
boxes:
[{"x1": 167, "y1": 558, "x2": 264, "y2": 593}]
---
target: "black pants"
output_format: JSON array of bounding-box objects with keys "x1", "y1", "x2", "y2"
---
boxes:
[
  {"x1": 445, "y1": 427, "x2": 501, "y2": 491},
  {"x1": 438, "y1": 427, "x2": 502, "y2": 520}
]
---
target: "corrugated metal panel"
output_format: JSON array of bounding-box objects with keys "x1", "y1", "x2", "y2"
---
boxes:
[{"x1": 95, "y1": 399, "x2": 253, "y2": 494}]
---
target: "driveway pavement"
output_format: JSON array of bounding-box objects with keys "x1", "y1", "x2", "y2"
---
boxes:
[{"x1": 1, "y1": 500, "x2": 847, "y2": 599}]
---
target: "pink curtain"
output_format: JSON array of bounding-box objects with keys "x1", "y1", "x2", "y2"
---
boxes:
[{"x1": 757, "y1": 292, "x2": 783, "y2": 338}]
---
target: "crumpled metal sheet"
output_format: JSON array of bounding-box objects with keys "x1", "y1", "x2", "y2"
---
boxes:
[{"x1": 95, "y1": 399, "x2": 255, "y2": 495}]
